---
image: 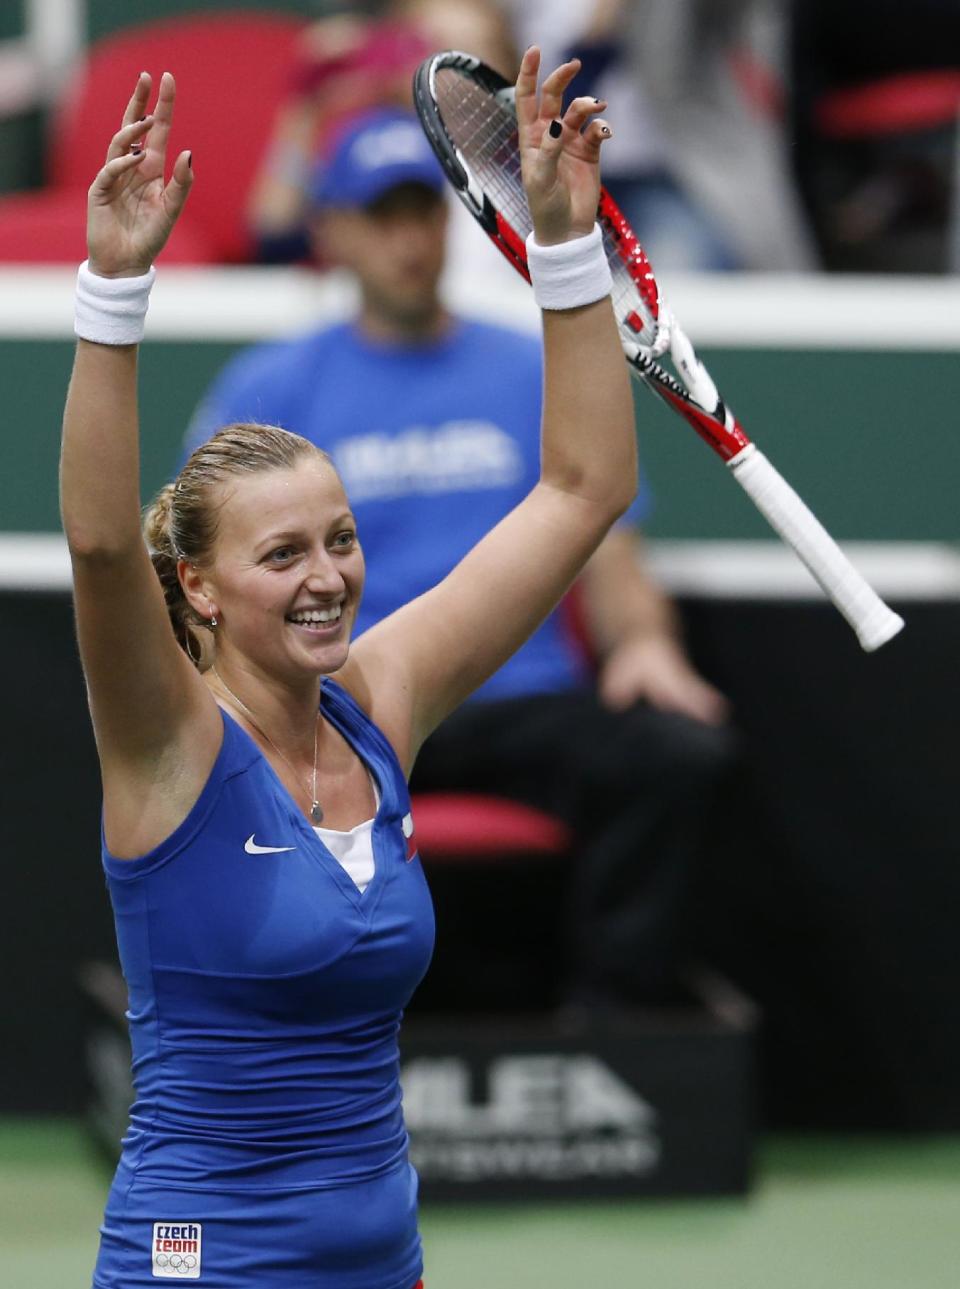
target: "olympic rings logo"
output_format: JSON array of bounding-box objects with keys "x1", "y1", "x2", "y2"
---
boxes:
[{"x1": 153, "y1": 1251, "x2": 199, "y2": 1275}]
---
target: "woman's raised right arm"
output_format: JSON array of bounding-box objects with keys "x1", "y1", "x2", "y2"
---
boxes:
[{"x1": 60, "y1": 72, "x2": 219, "y2": 853}]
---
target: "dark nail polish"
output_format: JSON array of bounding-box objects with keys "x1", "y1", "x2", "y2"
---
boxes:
[
  {"x1": 549, "y1": 119, "x2": 562, "y2": 139},
  {"x1": 187, "y1": 152, "x2": 193, "y2": 168},
  {"x1": 138, "y1": 116, "x2": 146, "y2": 122}
]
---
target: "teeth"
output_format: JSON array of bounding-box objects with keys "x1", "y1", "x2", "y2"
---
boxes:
[{"x1": 289, "y1": 606, "x2": 342, "y2": 625}]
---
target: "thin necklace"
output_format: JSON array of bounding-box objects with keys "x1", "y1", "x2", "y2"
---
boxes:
[{"x1": 211, "y1": 666, "x2": 323, "y2": 824}]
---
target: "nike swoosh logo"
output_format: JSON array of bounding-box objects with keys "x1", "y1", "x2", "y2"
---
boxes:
[{"x1": 244, "y1": 835, "x2": 296, "y2": 855}]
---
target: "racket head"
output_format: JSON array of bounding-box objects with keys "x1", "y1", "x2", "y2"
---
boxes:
[
  {"x1": 414, "y1": 51, "x2": 663, "y2": 338},
  {"x1": 414, "y1": 50, "x2": 750, "y2": 461}
]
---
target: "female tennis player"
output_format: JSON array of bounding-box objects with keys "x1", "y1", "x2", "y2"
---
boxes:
[{"x1": 63, "y1": 47, "x2": 633, "y2": 1289}]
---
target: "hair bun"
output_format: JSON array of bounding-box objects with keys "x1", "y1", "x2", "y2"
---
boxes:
[{"x1": 143, "y1": 482, "x2": 177, "y2": 557}]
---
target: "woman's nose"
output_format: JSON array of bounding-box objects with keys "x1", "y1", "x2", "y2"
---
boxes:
[{"x1": 304, "y1": 551, "x2": 344, "y2": 593}]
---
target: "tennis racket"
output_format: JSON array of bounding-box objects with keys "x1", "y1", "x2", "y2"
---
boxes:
[{"x1": 413, "y1": 50, "x2": 904, "y2": 652}]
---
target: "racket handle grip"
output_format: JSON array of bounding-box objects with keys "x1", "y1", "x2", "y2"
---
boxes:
[{"x1": 728, "y1": 447, "x2": 905, "y2": 651}]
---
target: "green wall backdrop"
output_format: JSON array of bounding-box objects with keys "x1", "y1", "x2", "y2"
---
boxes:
[{"x1": 5, "y1": 340, "x2": 957, "y2": 540}]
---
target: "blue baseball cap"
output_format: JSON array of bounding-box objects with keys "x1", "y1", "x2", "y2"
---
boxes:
[{"x1": 309, "y1": 108, "x2": 446, "y2": 210}]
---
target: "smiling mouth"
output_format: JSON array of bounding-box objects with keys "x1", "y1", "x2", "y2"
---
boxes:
[{"x1": 286, "y1": 605, "x2": 344, "y2": 629}]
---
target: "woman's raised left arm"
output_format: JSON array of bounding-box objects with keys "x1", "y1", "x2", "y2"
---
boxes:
[{"x1": 348, "y1": 48, "x2": 636, "y2": 767}]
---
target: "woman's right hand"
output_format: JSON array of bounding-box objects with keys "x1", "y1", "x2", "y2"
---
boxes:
[{"x1": 87, "y1": 71, "x2": 193, "y2": 279}]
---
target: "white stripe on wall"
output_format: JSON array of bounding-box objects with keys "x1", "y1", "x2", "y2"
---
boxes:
[
  {"x1": 4, "y1": 534, "x2": 959, "y2": 599},
  {"x1": 3, "y1": 265, "x2": 960, "y2": 349}
]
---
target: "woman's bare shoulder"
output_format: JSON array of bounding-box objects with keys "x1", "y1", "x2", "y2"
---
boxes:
[{"x1": 333, "y1": 638, "x2": 416, "y2": 775}]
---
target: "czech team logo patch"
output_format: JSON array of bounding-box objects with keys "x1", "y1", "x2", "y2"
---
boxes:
[{"x1": 152, "y1": 1221, "x2": 201, "y2": 1278}]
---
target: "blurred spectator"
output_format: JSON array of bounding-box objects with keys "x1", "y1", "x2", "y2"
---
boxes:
[
  {"x1": 788, "y1": 0, "x2": 960, "y2": 272},
  {"x1": 505, "y1": 0, "x2": 739, "y2": 270},
  {"x1": 186, "y1": 107, "x2": 737, "y2": 1009},
  {"x1": 246, "y1": 11, "x2": 429, "y2": 262},
  {"x1": 508, "y1": 0, "x2": 818, "y2": 271},
  {"x1": 247, "y1": 0, "x2": 518, "y2": 263},
  {"x1": 389, "y1": 0, "x2": 518, "y2": 76},
  {"x1": 0, "y1": 4, "x2": 84, "y2": 196}
]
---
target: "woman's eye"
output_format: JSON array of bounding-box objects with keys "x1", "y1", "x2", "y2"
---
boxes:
[
  {"x1": 268, "y1": 547, "x2": 296, "y2": 563},
  {"x1": 333, "y1": 531, "x2": 356, "y2": 549}
]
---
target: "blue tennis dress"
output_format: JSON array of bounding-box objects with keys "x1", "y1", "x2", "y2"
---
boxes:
[{"x1": 92, "y1": 679, "x2": 435, "y2": 1288}]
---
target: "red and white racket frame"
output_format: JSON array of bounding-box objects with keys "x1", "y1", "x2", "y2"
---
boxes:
[{"x1": 414, "y1": 51, "x2": 904, "y2": 651}]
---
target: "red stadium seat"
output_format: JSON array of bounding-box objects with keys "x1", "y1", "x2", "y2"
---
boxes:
[
  {"x1": 0, "y1": 11, "x2": 304, "y2": 264},
  {"x1": 408, "y1": 791, "x2": 572, "y2": 1010},
  {"x1": 815, "y1": 70, "x2": 960, "y2": 138},
  {"x1": 409, "y1": 792, "x2": 571, "y2": 863},
  {"x1": 808, "y1": 69, "x2": 960, "y2": 272}
]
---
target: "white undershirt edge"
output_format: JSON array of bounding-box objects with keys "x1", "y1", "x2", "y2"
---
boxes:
[{"x1": 312, "y1": 774, "x2": 379, "y2": 893}]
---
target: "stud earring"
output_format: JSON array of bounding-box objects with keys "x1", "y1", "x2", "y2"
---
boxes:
[{"x1": 209, "y1": 614, "x2": 218, "y2": 629}]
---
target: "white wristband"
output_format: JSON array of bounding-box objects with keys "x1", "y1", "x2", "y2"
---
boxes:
[
  {"x1": 525, "y1": 224, "x2": 612, "y2": 310},
  {"x1": 74, "y1": 260, "x2": 156, "y2": 345}
]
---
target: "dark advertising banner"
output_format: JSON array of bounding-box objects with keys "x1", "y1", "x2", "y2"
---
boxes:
[{"x1": 401, "y1": 977, "x2": 756, "y2": 1199}]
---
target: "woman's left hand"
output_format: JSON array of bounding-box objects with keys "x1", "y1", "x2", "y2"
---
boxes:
[{"x1": 515, "y1": 46, "x2": 612, "y2": 247}]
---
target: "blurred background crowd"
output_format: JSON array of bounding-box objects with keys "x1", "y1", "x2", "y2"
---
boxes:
[{"x1": 0, "y1": 0, "x2": 958, "y2": 274}]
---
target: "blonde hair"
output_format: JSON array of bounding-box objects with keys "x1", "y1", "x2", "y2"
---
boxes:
[{"x1": 143, "y1": 423, "x2": 332, "y2": 662}]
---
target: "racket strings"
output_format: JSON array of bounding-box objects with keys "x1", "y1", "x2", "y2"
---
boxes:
[
  {"x1": 436, "y1": 71, "x2": 530, "y2": 233},
  {"x1": 436, "y1": 66, "x2": 668, "y2": 362}
]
